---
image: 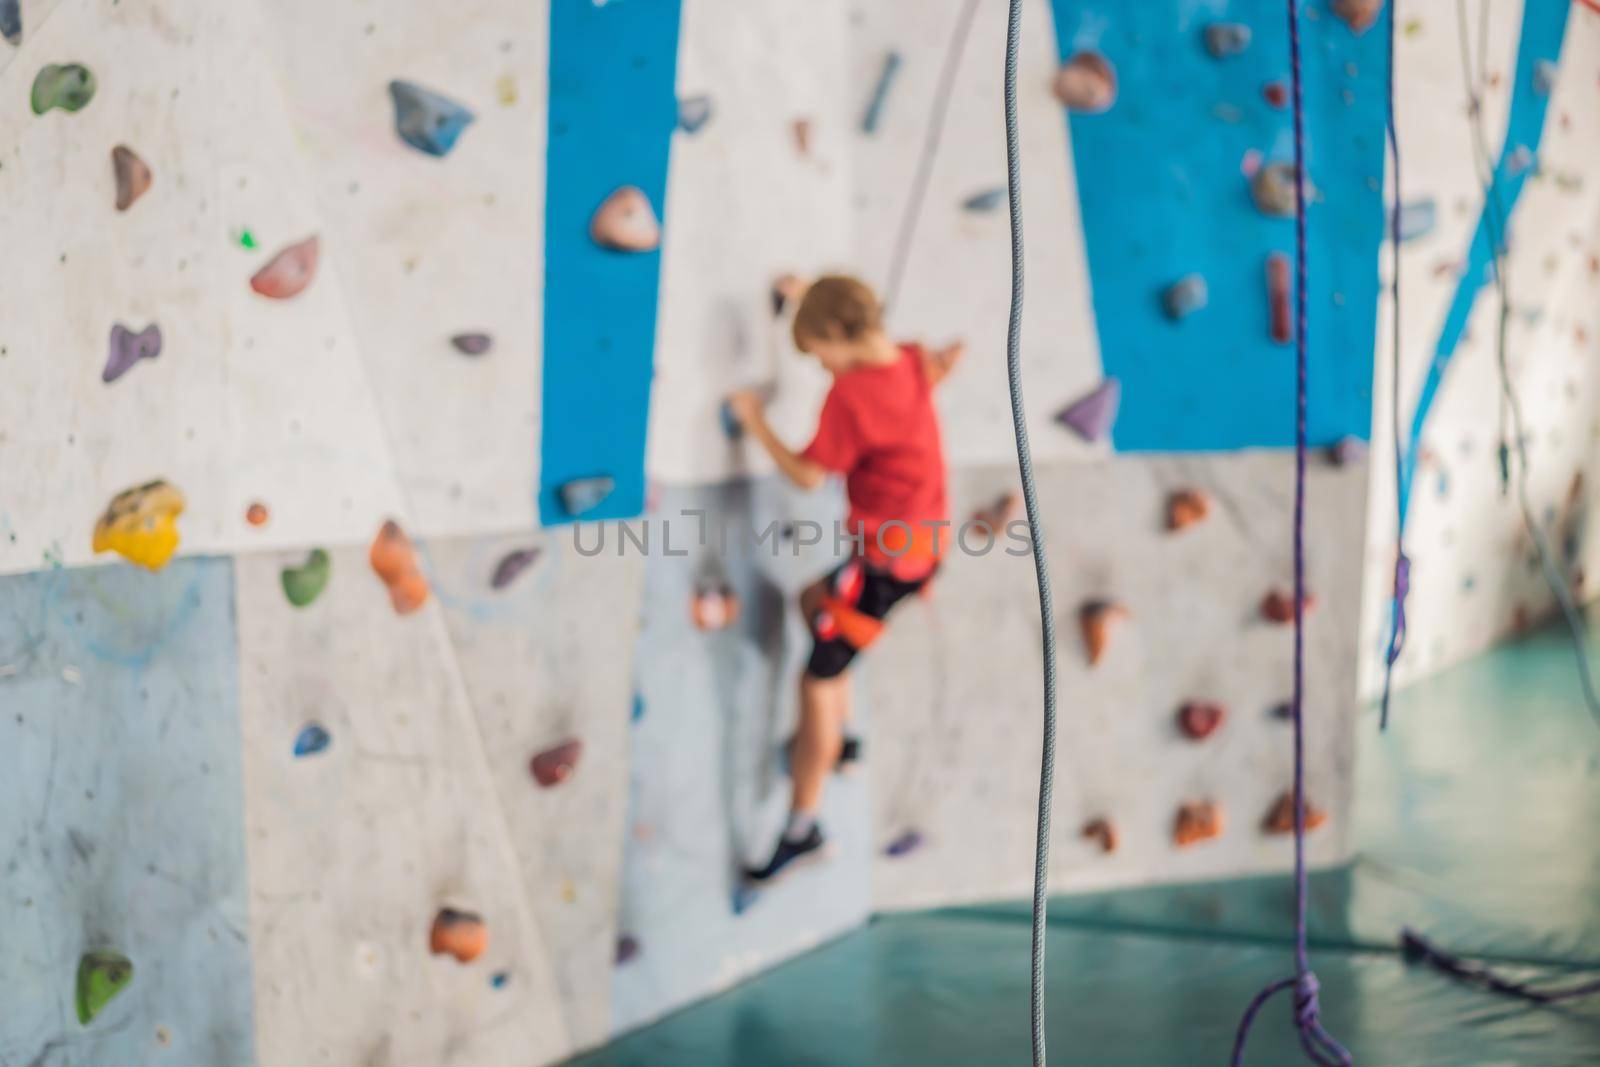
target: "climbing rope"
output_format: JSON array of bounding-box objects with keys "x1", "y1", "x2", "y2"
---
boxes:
[
  {"x1": 1231, "y1": 4, "x2": 1351, "y2": 1064},
  {"x1": 1378, "y1": 0, "x2": 1407, "y2": 730},
  {"x1": 1001, "y1": 0, "x2": 1059, "y2": 1063},
  {"x1": 1400, "y1": 929, "x2": 1600, "y2": 1003}
]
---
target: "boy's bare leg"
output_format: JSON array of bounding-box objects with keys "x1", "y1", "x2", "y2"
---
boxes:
[{"x1": 791, "y1": 670, "x2": 849, "y2": 814}]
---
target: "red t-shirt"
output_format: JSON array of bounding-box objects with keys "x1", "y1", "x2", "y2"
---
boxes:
[{"x1": 801, "y1": 344, "x2": 948, "y2": 579}]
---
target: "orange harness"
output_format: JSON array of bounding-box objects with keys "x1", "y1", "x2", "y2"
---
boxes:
[{"x1": 814, "y1": 524, "x2": 942, "y2": 650}]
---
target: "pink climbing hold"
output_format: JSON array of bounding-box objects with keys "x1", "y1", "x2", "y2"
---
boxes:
[
  {"x1": 1052, "y1": 52, "x2": 1117, "y2": 114},
  {"x1": 250, "y1": 236, "x2": 319, "y2": 300},
  {"x1": 590, "y1": 186, "x2": 660, "y2": 253},
  {"x1": 1055, "y1": 379, "x2": 1120, "y2": 443},
  {"x1": 1267, "y1": 253, "x2": 1292, "y2": 344},
  {"x1": 1177, "y1": 701, "x2": 1226, "y2": 741},
  {"x1": 691, "y1": 586, "x2": 740, "y2": 631},
  {"x1": 530, "y1": 738, "x2": 583, "y2": 788}
]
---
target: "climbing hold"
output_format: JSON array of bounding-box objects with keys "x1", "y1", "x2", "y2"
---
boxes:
[
  {"x1": 31, "y1": 63, "x2": 96, "y2": 115},
  {"x1": 791, "y1": 118, "x2": 812, "y2": 156},
  {"x1": 1332, "y1": 0, "x2": 1384, "y2": 34},
  {"x1": 1052, "y1": 52, "x2": 1117, "y2": 114},
  {"x1": 731, "y1": 883, "x2": 759, "y2": 916},
  {"x1": 1532, "y1": 59, "x2": 1557, "y2": 97},
  {"x1": 1166, "y1": 489, "x2": 1210, "y2": 531},
  {"x1": 884, "y1": 829, "x2": 923, "y2": 858},
  {"x1": 719, "y1": 399, "x2": 743, "y2": 440},
  {"x1": 1173, "y1": 800, "x2": 1223, "y2": 848},
  {"x1": 92, "y1": 480, "x2": 185, "y2": 570},
  {"x1": 631, "y1": 694, "x2": 645, "y2": 723},
  {"x1": 1081, "y1": 817, "x2": 1118, "y2": 854},
  {"x1": 615, "y1": 935, "x2": 640, "y2": 965},
  {"x1": 589, "y1": 186, "x2": 660, "y2": 253},
  {"x1": 972, "y1": 490, "x2": 1018, "y2": 533},
  {"x1": 1267, "y1": 253, "x2": 1292, "y2": 344},
  {"x1": 1260, "y1": 587, "x2": 1317, "y2": 624},
  {"x1": 75, "y1": 951, "x2": 133, "y2": 1025},
  {"x1": 530, "y1": 738, "x2": 582, "y2": 787},
  {"x1": 249, "y1": 236, "x2": 320, "y2": 300},
  {"x1": 102, "y1": 322, "x2": 161, "y2": 383},
  {"x1": 388, "y1": 80, "x2": 475, "y2": 157},
  {"x1": 691, "y1": 585, "x2": 740, "y2": 631},
  {"x1": 429, "y1": 908, "x2": 488, "y2": 964},
  {"x1": 1251, "y1": 163, "x2": 1298, "y2": 218},
  {"x1": 490, "y1": 971, "x2": 511, "y2": 989},
  {"x1": 281, "y1": 548, "x2": 331, "y2": 608},
  {"x1": 235, "y1": 228, "x2": 258, "y2": 251},
  {"x1": 1262, "y1": 81, "x2": 1288, "y2": 109},
  {"x1": 111, "y1": 146, "x2": 152, "y2": 211},
  {"x1": 1079, "y1": 600, "x2": 1129, "y2": 666},
  {"x1": 1055, "y1": 378, "x2": 1120, "y2": 443},
  {"x1": 0, "y1": 0, "x2": 18, "y2": 46},
  {"x1": 558, "y1": 476, "x2": 614, "y2": 517},
  {"x1": 490, "y1": 547, "x2": 540, "y2": 590},
  {"x1": 861, "y1": 52, "x2": 902, "y2": 133},
  {"x1": 450, "y1": 332, "x2": 492, "y2": 356},
  {"x1": 962, "y1": 187, "x2": 1006, "y2": 214},
  {"x1": 678, "y1": 94, "x2": 713, "y2": 134},
  {"x1": 1396, "y1": 198, "x2": 1436, "y2": 242},
  {"x1": 245, "y1": 502, "x2": 270, "y2": 527},
  {"x1": 770, "y1": 274, "x2": 806, "y2": 317},
  {"x1": 1505, "y1": 145, "x2": 1534, "y2": 178},
  {"x1": 1269, "y1": 702, "x2": 1293, "y2": 721},
  {"x1": 1177, "y1": 701, "x2": 1226, "y2": 741},
  {"x1": 1161, "y1": 274, "x2": 1208, "y2": 321},
  {"x1": 292, "y1": 723, "x2": 331, "y2": 758},
  {"x1": 1327, "y1": 436, "x2": 1367, "y2": 466},
  {"x1": 1203, "y1": 23, "x2": 1252, "y2": 59},
  {"x1": 1262, "y1": 791, "x2": 1328, "y2": 835},
  {"x1": 369, "y1": 520, "x2": 429, "y2": 615}
]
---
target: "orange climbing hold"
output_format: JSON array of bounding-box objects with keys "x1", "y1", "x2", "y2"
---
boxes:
[
  {"x1": 1052, "y1": 52, "x2": 1117, "y2": 113},
  {"x1": 111, "y1": 144, "x2": 151, "y2": 211},
  {"x1": 369, "y1": 520, "x2": 429, "y2": 615},
  {"x1": 1081, "y1": 817, "x2": 1118, "y2": 854},
  {"x1": 1177, "y1": 701, "x2": 1226, "y2": 741},
  {"x1": 1262, "y1": 791, "x2": 1328, "y2": 835},
  {"x1": 1332, "y1": 0, "x2": 1385, "y2": 34},
  {"x1": 1165, "y1": 489, "x2": 1210, "y2": 531},
  {"x1": 429, "y1": 908, "x2": 488, "y2": 963},
  {"x1": 92, "y1": 479, "x2": 185, "y2": 570},
  {"x1": 250, "y1": 236, "x2": 319, "y2": 300},
  {"x1": 245, "y1": 501, "x2": 269, "y2": 527},
  {"x1": 1261, "y1": 587, "x2": 1317, "y2": 624},
  {"x1": 1079, "y1": 600, "x2": 1129, "y2": 666},
  {"x1": 530, "y1": 738, "x2": 583, "y2": 788},
  {"x1": 590, "y1": 186, "x2": 660, "y2": 252},
  {"x1": 691, "y1": 586, "x2": 741, "y2": 631},
  {"x1": 971, "y1": 490, "x2": 1018, "y2": 532},
  {"x1": 1173, "y1": 800, "x2": 1223, "y2": 848}
]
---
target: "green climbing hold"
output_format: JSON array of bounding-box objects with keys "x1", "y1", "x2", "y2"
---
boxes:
[
  {"x1": 236, "y1": 228, "x2": 258, "y2": 250},
  {"x1": 281, "y1": 548, "x2": 330, "y2": 608},
  {"x1": 31, "y1": 63, "x2": 96, "y2": 115},
  {"x1": 76, "y1": 951, "x2": 133, "y2": 1025}
]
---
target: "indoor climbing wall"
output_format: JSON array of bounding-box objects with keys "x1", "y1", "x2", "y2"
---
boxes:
[{"x1": 1358, "y1": 0, "x2": 1600, "y2": 694}]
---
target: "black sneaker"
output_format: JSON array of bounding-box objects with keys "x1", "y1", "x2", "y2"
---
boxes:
[{"x1": 745, "y1": 825, "x2": 828, "y2": 885}]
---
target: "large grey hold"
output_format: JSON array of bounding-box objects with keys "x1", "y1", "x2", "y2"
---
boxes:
[
  {"x1": 1203, "y1": 23, "x2": 1251, "y2": 59},
  {"x1": 450, "y1": 332, "x2": 492, "y2": 356},
  {"x1": 1251, "y1": 163, "x2": 1299, "y2": 218}
]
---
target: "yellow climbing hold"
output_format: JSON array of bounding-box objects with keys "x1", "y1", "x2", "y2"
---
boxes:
[{"x1": 92, "y1": 479, "x2": 185, "y2": 570}]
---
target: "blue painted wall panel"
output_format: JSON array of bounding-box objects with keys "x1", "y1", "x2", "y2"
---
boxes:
[
  {"x1": 540, "y1": 0, "x2": 683, "y2": 525},
  {"x1": 1048, "y1": 1, "x2": 1387, "y2": 451},
  {"x1": 0, "y1": 558, "x2": 254, "y2": 1066}
]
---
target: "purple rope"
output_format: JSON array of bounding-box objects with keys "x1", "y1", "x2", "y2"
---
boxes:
[
  {"x1": 1401, "y1": 929, "x2": 1600, "y2": 1003},
  {"x1": 1232, "y1": 5, "x2": 1352, "y2": 1064},
  {"x1": 1378, "y1": 0, "x2": 1408, "y2": 731}
]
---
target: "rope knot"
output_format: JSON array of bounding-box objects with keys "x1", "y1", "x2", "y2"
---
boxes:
[{"x1": 1293, "y1": 972, "x2": 1323, "y2": 1027}]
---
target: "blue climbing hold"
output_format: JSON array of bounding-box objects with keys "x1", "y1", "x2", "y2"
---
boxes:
[
  {"x1": 1161, "y1": 275, "x2": 1208, "y2": 321},
  {"x1": 0, "y1": 0, "x2": 19, "y2": 46},
  {"x1": 1203, "y1": 23, "x2": 1252, "y2": 59},
  {"x1": 731, "y1": 883, "x2": 760, "y2": 916},
  {"x1": 490, "y1": 971, "x2": 510, "y2": 990},
  {"x1": 388, "y1": 80, "x2": 475, "y2": 158},
  {"x1": 1395, "y1": 199, "x2": 1436, "y2": 243},
  {"x1": 558, "y1": 476, "x2": 614, "y2": 517},
  {"x1": 678, "y1": 94, "x2": 713, "y2": 134},
  {"x1": 631, "y1": 693, "x2": 644, "y2": 723},
  {"x1": 719, "y1": 399, "x2": 743, "y2": 440},
  {"x1": 962, "y1": 187, "x2": 1006, "y2": 214},
  {"x1": 861, "y1": 52, "x2": 902, "y2": 133},
  {"x1": 293, "y1": 723, "x2": 331, "y2": 758},
  {"x1": 884, "y1": 829, "x2": 924, "y2": 858}
]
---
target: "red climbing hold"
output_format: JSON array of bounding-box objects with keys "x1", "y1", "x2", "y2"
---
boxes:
[
  {"x1": 1052, "y1": 52, "x2": 1117, "y2": 114},
  {"x1": 429, "y1": 908, "x2": 488, "y2": 963},
  {"x1": 1080, "y1": 600, "x2": 1129, "y2": 666},
  {"x1": 1173, "y1": 800, "x2": 1223, "y2": 848},
  {"x1": 530, "y1": 738, "x2": 583, "y2": 788},
  {"x1": 691, "y1": 586, "x2": 741, "y2": 631},
  {"x1": 590, "y1": 186, "x2": 660, "y2": 253},
  {"x1": 1260, "y1": 587, "x2": 1317, "y2": 624},
  {"x1": 1081, "y1": 817, "x2": 1118, "y2": 854},
  {"x1": 1166, "y1": 489, "x2": 1210, "y2": 531},
  {"x1": 1177, "y1": 702, "x2": 1226, "y2": 741},
  {"x1": 1262, "y1": 81, "x2": 1288, "y2": 109},
  {"x1": 792, "y1": 118, "x2": 812, "y2": 156},
  {"x1": 1267, "y1": 253, "x2": 1292, "y2": 344},
  {"x1": 1332, "y1": 0, "x2": 1385, "y2": 35},
  {"x1": 250, "y1": 236, "x2": 320, "y2": 300},
  {"x1": 1262, "y1": 791, "x2": 1328, "y2": 835}
]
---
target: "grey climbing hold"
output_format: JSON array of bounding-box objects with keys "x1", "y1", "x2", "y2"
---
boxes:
[
  {"x1": 31, "y1": 63, "x2": 96, "y2": 115},
  {"x1": 1533, "y1": 59, "x2": 1557, "y2": 97},
  {"x1": 450, "y1": 332, "x2": 492, "y2": 356},
  {"x1": 490, "y1": 547, "x2": 539, "y2": 590},
  {"x1": 861, "y1": 51, "x2": 902, "y2": 133},
  {"x1": 962, "y1": 187, "x2": 1006, "y2": 214},
  {"x1": 1395, "y1": 198, "x2": 1436, "y2": 242},
  {"x1": 0, "y1": 0, "x2": 19, "y2": 46},
  {"x1": 558, "y1": 476, "x2": 614, "y2": 517},
  {"x1": 1251, "y1": 163, "x2": 1298, "y2": 218},
  {"x1": 1055, "y1": 379, "x2": 1121, "y2": 443},
  {"x1": 102, "y1": 323, "x2": 161, "y2": 383},
  {"x1": 388, "y1": 80, "x2": 475, "y2": 158},
  {"x1": 1327, "y1": 436, "x2": 1368, "y2": 466},
  {"x1": 678, "y1": 94, "x2": 712, "y2": 134},
  {"x1": 112, "y1": 145, "x2": 152, "y2": 211},
  {"x1": 1161, "y1": 274, "x2": 1208, "y2": 320},
  {"x1": 1203, "y1": 23, "x2": 1252, "y2": 59}
]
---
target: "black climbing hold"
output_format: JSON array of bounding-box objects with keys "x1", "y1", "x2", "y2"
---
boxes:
[
  {"x1": 0, "y1": 0, "x2": 18, "y2": 46},
  {"x1": 388, "y1": 80, "x2": 475, "y2": 157},
  {"x1": 450, "y1": 332, "x2": 492, "y2": 356},
  {"x1": 490, "y1": 547, "x2": 539, "y2": 590},
  {"x1": 616, "y1": 935, "x2": 640, "y2": 964}
]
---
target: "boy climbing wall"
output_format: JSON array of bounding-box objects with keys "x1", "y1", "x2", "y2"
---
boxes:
[{"x1": 727, "y1": 275, "x2": 962, "y2": 884}]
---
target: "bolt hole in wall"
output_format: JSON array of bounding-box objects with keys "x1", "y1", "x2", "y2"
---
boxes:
[{"x1": 1, "y1": 1, "x2": 1598, "y2": 1065}]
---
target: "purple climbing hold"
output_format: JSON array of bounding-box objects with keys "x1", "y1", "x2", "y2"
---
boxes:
[
  {"x1": 490, "y1": 547, "x2": 539, "y2": 590},
  {"x1": 388, "y1": 80, "x2": 475, "y2": 158},
  {"x1": 559, "y1": 476, "x2": 614, "y2": 517},
  {"x1": 678, "y1": 94, "x2": 713, "y2": 134},
  {"x1": 884, "y1": 829, "x2": 924, "y2": 858},
  {"x1": 450, "y1": 332, "x2": 492, "y2": 356},
  {"x1": 962, "y1": 187, "x2": 1006, "y2": 214},
  {"x1": 1203, "y1": 23, "x2": 1252, "y2": 59},
  {"x1": 1162, "y1": 275, "x2": 1208, "y2": 320},
  {"x1": 615, "y1": 935, "x2": 640, "y2": 965},
  {"x1": 1327, "y1": 436, "x2": 1368, "y2": 466},
  {"x1": 102, "y1": 323, "x2": 161, "y2": 383},
  {"x1": 1055, "y1": 378, "x2": 1121, "y2": 443}
]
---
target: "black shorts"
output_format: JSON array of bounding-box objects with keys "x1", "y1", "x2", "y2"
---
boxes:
[{"x1": 806, "y1": 559, "x2": 932, "y2": 679}]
